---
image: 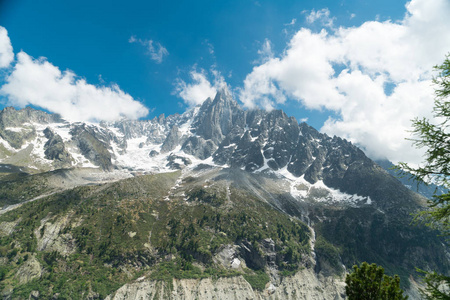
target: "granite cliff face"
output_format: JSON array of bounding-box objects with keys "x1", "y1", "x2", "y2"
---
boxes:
[{"x1": 0, "y1": 90, "x2": 447, "y2": 299}]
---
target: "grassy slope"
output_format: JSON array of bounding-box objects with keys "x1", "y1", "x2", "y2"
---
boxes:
[
  {"x1": 0, "y1": 171, "x2": 311, "y2": 299},
  {"x1": 0, "y1": 172, "x2": 54, "y2": 207}
]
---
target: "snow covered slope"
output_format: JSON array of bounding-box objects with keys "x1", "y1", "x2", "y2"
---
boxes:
[{"x1": 0, "y1": 89, "x2": 418, "y2": 208}]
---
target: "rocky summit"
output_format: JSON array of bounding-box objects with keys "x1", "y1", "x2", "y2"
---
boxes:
[{"x1": 0, "y1": 89, "x2": 448, "y2": 299}]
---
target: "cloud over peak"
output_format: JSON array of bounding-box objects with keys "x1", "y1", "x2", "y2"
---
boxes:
[{"x1": 174, "y1": 67, "x2": 227, "y2": 107}]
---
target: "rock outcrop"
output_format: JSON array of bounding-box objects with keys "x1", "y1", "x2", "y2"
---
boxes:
[
  {"x1": 43, "y1": 127, "x2": 72, "y2": 167},
  {"x1": 70, "y1": 124, "x2": 113, "y2": 171},
  {"x1": 0, "y1": 107, "x2": 62, "y2": 149},
  {"x1": 106, "y1": 268, "x2": 346, "y2": 300},
  {"x1": 14, "y1": 256, "x2": 42, "y2": 285},
  {"x1": 34, "y1": 214, "x2": 77, "y2": 255},
  {"x1": 161, "y1": 126, "x2": 182, "y2": 153}
]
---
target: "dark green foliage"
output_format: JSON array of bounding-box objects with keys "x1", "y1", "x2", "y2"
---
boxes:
[
  {"x1": 0, "y1": 171, "x2": 181, "y2": 298},
  {"x1": 314, "y1": 236, "x2": 344, "y2": 275},
  {"x1": 0, "y1": 266, "x2": 9, "y2": 281},
  {"x1": 397, "y1": 54, "x2": 450, "y2": 299},
  {"x1": 186, "y1": 187, "x2": 225, "y2": 207},
  {"x1": 243, "y1": 269, "x2": 270, "y2": 291},
  {"x1": 43, "y1": 251, "x2": 60, "y2": 267},
  {"x1": 345, "y1": 262, "x2": 408, "y2": 300},
  {"x1": 150, "y1": 259, "x2": 206, "y2": 281},
  {"x1": 6, "y1": 248, "x2": 18, "y2": 260},
  {"x1": 314, "y1": 203, "x2": 450, "y2": 290},
  {"x1": 0, "y1": 172, "x2": 53, "y2": 206},
  {"x1": 417, "y1": 269, "x2": 450, "y2": 300}
]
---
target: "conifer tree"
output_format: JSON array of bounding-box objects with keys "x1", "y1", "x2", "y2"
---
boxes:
[
  {"x1": 397, "y1": 54, "x2": 450, "y2": 299},
  {"x1": 345, "y1": 262, "x2": 408, "y2": 300}
]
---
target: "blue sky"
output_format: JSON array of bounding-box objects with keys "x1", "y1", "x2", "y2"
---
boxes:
[
  {"x1": 1, "y1": 0, "x2": 450, "y2": 164},
  {"x1": 0, "y1": 0, "x2": 405, "y2": 124}
]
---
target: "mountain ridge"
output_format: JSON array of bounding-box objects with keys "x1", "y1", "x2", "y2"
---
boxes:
[
  {"x1": 0, "y1": 89, "x2": 429, "y2": 212},
  {"x1": 0, "y1": 90, "x2": 448, "y2": 299}
]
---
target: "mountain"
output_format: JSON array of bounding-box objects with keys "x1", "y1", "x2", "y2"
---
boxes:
[
  {"x1": 0, "y1": 89, "x2": 447, "y2": 299},
  {"x1": 375, "y1": 159, "x2": 448, "y2": 199}
]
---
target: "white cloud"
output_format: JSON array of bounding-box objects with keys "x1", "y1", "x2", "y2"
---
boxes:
[
  {"x1": 322, "y1": 71, "x2": 434, "y2": 163},
  {"x1": 256, "y1": 39, "x2": 274, "y2": 64},
  {"x1": 240, "y1": 28, "x2": 341, "y2": 110},
  {"x1": 0, "y1": 52, "x2": 149, "y2": 122},
  {"x1": 0, "y1": 26, "x2": 14, "y2": 69},
  {"x1": 305, "y1": 8, "x2": 335, "y2": 28},
  {"x1": 129, "y1": 36, "x2": 168, "y2": 64},
  {"x1": 174, "y1": 67, "x2": 227, "y2": 106},
  {"x1": 239, "y1": 0, "x2": 450, "y2": 165},
  {"x1": 204, "y1": 40, "x2": 215, "y2": 55},
  {"x1": 285, "y1": 18, "x2": 297, "y2": 26}
]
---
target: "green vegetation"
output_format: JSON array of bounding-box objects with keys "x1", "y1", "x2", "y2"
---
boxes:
[
  {"x1": 345, "y1": 262, "x2": 407, "y2": 300},
  {"x1": 186, "y1": 186, "x2": 226, "y2": 207},
  {"x1": 313, "y1": 204, "x2": 448, "y2": 290},
  {"x1": 397, "y1": 54, "x2": 450, "y2": 299},
  {"x1": 243, "y1": 269, "x2": 270, "y2": 291},
  {"x1": 0, "y1": 170, "x2": 310, "y2": 298},
  {"x1": 314, "y1": 236, "x2": 344, "y2": 275},
  {"x1": 0, "y1": 172, "x2": 54, "y2": 206}
]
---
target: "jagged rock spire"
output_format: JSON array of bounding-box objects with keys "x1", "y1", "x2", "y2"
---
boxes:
[{"x1": 194, "y1": 88, "x2": 245, "y2": 144}]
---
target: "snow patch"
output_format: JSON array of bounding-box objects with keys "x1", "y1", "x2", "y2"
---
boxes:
[
  {"x1": 47, "y1": 123, "x2": 73, "y2": 142},
  {"x1": 223, "y1": 143, "x2": 236, "y2": 149},
  {"x1": 277, "y1": 166, "x2": 372, "y2": 206},
  {"x1": 5, "y1": 127, "x2": 30, "y2": 133},
  {"x1": 0, "y1": 136, "x2": 14, "y2": 152}
]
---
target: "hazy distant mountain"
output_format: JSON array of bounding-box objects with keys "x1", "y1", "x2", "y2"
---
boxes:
[{"x1": 375, "y1": 159, "x2": 447, "y2": 199}]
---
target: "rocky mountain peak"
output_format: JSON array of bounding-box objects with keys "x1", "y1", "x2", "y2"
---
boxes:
[
  {"x1": 0, "y1": 106, "x2": 63, "y2": 128},
  {"x1": 194, "y1": 89, "x2": 245, "y2": 144},
  {"x1": 212, "y1": 86, "x2": 234, "y2": 104}
]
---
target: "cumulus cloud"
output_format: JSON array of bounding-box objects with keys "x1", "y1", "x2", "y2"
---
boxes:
[
  {"x1": 174, "y1": 67, "x2": 227, "y2": 106},
  {"x1": 129, "y1": 36, "x2": 168, "y2": 63},
  {"x1": 239, "y1": 0, "x2": 450, "y2": 164},
  {"x1": 0, "y1": 52, "x2": 149, "y2": 122},
  {"x1": 0, "y1": 26, "x2": 14, "y2": 68}
]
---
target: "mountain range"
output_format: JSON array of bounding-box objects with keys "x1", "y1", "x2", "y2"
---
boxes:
[{"x1": 0, "y1": 89, "x2": 448, "y2": 299}]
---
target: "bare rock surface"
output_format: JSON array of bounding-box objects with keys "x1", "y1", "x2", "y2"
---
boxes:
[
  {"x1": 14, "y1": 255, "x2": 42, "y2": 285},
  {"x1": 106, "y1": 268, "x2": 346, "y2": 300},
  {"x1": 34, "y1": 213, "x2": 77, "y2": 255}
]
